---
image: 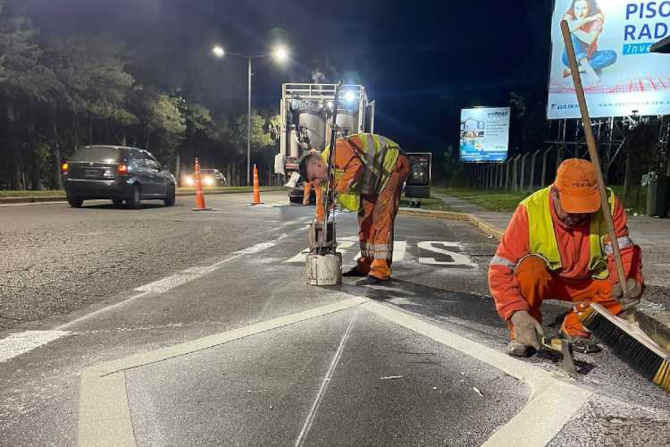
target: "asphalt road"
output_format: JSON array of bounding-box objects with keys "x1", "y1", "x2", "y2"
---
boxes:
[{"x1": 1, "y1": 192, "x2": 669, "y2": 446}]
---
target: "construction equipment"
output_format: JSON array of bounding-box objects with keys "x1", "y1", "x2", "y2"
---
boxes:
[
  {"x1": 274, "y1": 83, "x2": 375, "y2": 204},
  {"x1": 405, "y1": 153, "x2": 432, "y2": 199},
  {"x1": 304, "y1": 84, "x2": 343, "y2": 286}
]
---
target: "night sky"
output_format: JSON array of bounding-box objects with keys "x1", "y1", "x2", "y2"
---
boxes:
[{"x1": 26, "y1": 0, "x2": 554, "y2": 152}]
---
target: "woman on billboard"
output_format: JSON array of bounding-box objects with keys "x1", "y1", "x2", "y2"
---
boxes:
[{"x1": 561, "y1": 0, "x2": 617, "y2": 84}]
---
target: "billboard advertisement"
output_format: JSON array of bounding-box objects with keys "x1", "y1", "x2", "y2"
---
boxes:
[
  {"x1": 548, "y1": 0, "x2": 670, "y2": 119},
  {"x1": 459, "y1": 107, "x2": 510, "y2": 163}
]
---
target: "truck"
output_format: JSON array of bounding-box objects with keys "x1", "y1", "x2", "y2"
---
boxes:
[{"x1": 274, "y1": 83, "x2": 376, "y2": 203}]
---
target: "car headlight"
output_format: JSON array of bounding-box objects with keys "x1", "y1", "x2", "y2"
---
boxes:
[
  {"x1": 184, "y1": 176, "x2": 194, "y2": 186},
  {"x1": 203, "y1": 176, "x2": 214, "y2": 186}
]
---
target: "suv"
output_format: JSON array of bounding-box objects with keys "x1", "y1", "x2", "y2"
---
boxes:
[{"x1": 62, "y1": 145, "x2": 177, "y2": 208}]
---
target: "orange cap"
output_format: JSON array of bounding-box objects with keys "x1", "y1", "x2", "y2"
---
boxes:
[{"x1": 554, "y1": 158, "x2": 601, "y2": 213}]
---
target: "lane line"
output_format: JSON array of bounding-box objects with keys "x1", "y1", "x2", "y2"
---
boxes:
[
  {"x1": 57, "y1": 229, "x2": 304, "y2": 331},
  {"x1": 295, "y1": 310, "x2": 358, "y2": 447},
  {"x1": 78, "y1": 297, "x2": 365, "y2": 447},
  {"x1": 363, "y1": 300, "x2": 592, "y2": 447},
  {"x1": 0, "y1": 330, "x2": 70, "y2": 363}
]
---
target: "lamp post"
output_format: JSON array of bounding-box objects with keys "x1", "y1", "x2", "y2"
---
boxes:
[{"x1": 212, "y1": 44, "x2": 289, "y2": 185}]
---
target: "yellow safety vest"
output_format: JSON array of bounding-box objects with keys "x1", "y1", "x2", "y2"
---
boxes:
[
  {"x1": 521, "y1": 186, "x2": 615, "y2": 280},
  {"x1": 321, "y1": 133, "x2": 401, "y2": 212}
]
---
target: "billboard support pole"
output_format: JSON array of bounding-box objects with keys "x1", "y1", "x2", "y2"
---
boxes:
[{"x1": 561, "y1": 19, "x2": 628, "y2": 297}]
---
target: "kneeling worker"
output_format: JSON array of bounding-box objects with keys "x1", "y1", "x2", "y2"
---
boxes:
[
  {"x1": 299, "y1": 133, "x2": 410, "y2": 283},
  {"x1": 489, "y1": 159, "x2": 643, "y2": 356}
]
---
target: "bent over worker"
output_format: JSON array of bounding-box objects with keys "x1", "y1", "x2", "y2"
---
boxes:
[
  {"x1": 488, "y1": 158, "x2": 643, "y2": 356},
  {"x1": 299, "y1": 133, "x2": 410, "y2": 284}
]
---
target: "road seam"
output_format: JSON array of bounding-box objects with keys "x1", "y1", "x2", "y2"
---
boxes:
[
  {"x1": 77, "y1": 297, "x2": 365, "y2": 447},
  {"x1": 295, "y1": 310, "x2": 358, "y2": 447},
  {"x1": 363, "y1": 300, "x2": 592, "y2": 447}
]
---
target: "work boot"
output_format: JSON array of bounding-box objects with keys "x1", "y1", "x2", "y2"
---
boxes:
[
  {"x1": 561, "y1": 332, "x2": 602, "y2": 354},
  {"x1": 342, "y1": 267, "x2": 367, "y2": 277},
  {"x1": 507, "y1": 339, "x2": 534, "y2": 357},
  {"x1": 362, "y1": 275, "x2": 389, "y2": 285}
]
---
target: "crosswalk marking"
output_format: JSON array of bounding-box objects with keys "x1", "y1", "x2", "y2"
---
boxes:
[{"x1": 0, "y1": 330, "x2": 70, "y2": 363}]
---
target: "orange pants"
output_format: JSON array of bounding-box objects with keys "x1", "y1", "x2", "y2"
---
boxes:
[
  {"x1": 511, "y1": 255, "x2": 622, "y2": 337},
  {"x1": 356, "y1": 155, "x2": 411, "y2": 280}
]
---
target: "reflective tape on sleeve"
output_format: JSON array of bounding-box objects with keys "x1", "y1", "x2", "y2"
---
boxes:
[
  {"x1": 489, "y1": 255, "x2": 516, "y2": 270},
  {"x1": 603, "y1": 236, "x2": 633, "y2": 255}
]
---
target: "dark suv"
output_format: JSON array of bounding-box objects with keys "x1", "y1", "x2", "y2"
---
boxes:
[{"x1": 62, "y1": 145, "x2": 176, "y2": 208}]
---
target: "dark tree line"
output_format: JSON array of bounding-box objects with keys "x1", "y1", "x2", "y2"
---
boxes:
[{"x1": 0, "y1": 1, "x2": 278, "y2": 190}]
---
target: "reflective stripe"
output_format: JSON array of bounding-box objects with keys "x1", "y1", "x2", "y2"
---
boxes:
[
  {"x1": 489, "y1": 255, "x2": 516, "y2": 270},
  {"x1": 603, "y1": 236, "x2": 634, "y2": 255}
]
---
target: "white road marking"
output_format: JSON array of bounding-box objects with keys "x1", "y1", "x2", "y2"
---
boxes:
[
  {"x1": 78, "y1": 297, "x2": 365, "y2": 447},
  {"x1": 417, "y1": 241, "x2": 477, "y2": 268},
  {"x1": 295, "y1": 311, "x2": 358, "y2": 447},
  {"x1": 0, "y1": 330, "x2": 70, "y2": 363},
  {"x1": 363, "y1": 300, "x2": 592, "y2": 447}
]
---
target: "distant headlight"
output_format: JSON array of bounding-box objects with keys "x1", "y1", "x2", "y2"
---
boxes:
[
  {"x1": 203, "y1": 176, "x2": 215, "y2": 186},
  {"x1": 184, "y1": 176, "x2": 194, "y2": 186}
]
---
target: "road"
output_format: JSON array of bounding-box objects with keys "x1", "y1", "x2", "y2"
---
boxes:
[{"x1": 1, "y1": 192, "x2": 669, "y2": 446}]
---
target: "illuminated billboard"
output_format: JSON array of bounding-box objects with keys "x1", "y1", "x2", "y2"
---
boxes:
[
  {"x1": 459, "y1": 107, "x2": 510, "y2": 163},
  {"x1": 547, "y1": 0, "x2": 670, "y2": 119}
]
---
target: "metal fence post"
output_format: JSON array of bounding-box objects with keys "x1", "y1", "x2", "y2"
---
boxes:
[
  {"x1": 505, "y1": 158, "x2": 511, "y2": 190},
  {"x1": 512, "y1": 154, "x2": 521, "y2": 191},
  {"x1": 529, "y1": 150, "x2": 540, "y2": 191},
  {"x1": 541, "y1": 146, "x2": 553, "y2": 186},
  {"x1": 520, "y1": 153, "x2": 529, "y2": 192}
]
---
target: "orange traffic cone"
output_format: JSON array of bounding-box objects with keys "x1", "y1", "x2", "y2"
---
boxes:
[
  {"x1": 193, "y1": 157, "x2": 212, "y2": 211},
  {"x1": 250, "y1": 164, "x2": 263, "y2": 205}
]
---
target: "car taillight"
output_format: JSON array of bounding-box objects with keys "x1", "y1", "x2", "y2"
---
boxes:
[
  {"x1": 117, "y1": 164, "x2": 129, "y2": 175},
  {"x1": 61, "y1": 162, "x2": 69, "y2": 174}
]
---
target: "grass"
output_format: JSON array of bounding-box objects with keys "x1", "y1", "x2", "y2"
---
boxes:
[
  {"x1": 434, "y1": 187, "x2": 529, "y2": 212},
  {"x1": 434, "y1": 185, "x2": 650, "y2": 215},
  {"x1": 400, "y1": 195, "x2": 452, "y2": 211}
]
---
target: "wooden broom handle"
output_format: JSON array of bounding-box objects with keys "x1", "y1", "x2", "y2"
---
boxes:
[{"x1": 560, "y1": 20, "x2": 628, "y2": 294}]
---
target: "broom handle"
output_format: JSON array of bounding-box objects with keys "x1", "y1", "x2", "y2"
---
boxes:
[{"x1": 560, "y1": 20, "x2": 628, "y2": 295}]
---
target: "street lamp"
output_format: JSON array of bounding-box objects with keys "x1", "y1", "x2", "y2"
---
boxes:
[{"x1": 211, "y1": 43, "x2": 290, "y2": 185}]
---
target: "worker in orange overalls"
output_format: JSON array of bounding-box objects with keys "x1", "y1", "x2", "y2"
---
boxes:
[
  {"x1": 489, "y1": 158, "x2": 643, "y2": 356},
  {"x1": 299, "y1": 133, "x2": 410, "y2": 284}
]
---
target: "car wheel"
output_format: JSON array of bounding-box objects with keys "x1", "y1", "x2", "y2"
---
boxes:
[
  {"x1": 68, "y1": 197, "x2": 83, "y2": 208},
  {"x1": 112, "y1": 199, "x2": 124, "y2": 208},
  {"x1": 164, "y1": 183, "x2": 176, "y2": 206},
  {"x1": 128, "y1": 184, "x2": 142, "y2": 209}
]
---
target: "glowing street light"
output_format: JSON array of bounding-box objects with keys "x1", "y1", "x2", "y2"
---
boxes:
[
  {"x1": 343, "y1": 91, "x2": 356, "y2": 104},
  {"x1": 212, "y1": 45, "x2": 225, "y2": 59},
  {"x1": 211, "y1": 42, "x2": 291, "y2": 185},
  {"x1": 272, "y1": 45, "x2": 289, "y2": 64}
]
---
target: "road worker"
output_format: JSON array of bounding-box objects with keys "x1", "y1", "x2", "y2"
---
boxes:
[
  {"x1": 299, "y1": 133, "x2": 410, "y2": 284},
  {"x1": 488, "y1": 158, "x2": 643, "y2": 356}
]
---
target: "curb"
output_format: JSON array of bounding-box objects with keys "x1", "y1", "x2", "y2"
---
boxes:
[
  {"x1": 0, "y1": 188, "x2": 286, "y2": 205},
  {"x1": 398, "y1": 208, "x2": 505, "y2": 240}
]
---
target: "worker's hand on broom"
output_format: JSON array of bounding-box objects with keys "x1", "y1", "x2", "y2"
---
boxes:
[
  {"x1": 612, "y1": 278, "x2": 643, "y2": 311},
  {"x1": 510, "y1": 310, "x2": 544, "y2": 350}
]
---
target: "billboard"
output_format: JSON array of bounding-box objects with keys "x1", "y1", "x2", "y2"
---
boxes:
[
  {"x1": 548, "y1": 0, "x2": 670, "y2": 119},
  {"x1": 459, "y1": 107, "x2": 510, "y2": 163}
]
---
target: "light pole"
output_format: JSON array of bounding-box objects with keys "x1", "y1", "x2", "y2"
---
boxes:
[{"x1": 212, "y1": 44, "x2": 289, "y2": 185}]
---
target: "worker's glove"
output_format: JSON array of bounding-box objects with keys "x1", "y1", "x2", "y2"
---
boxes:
[
  {"x1": 612, "y1": 278, "x2": 643, "y2": 312},
  {"x1": 611, "y1": 278, "x2": 643, "y2": 301},
  {"x1": 510, "y1": 310, "x2": 544, "y2": 350}
]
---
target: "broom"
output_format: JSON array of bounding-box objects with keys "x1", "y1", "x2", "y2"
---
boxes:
[{"x1": 560, "y1": 20, "x2": 670, "y2": 392}]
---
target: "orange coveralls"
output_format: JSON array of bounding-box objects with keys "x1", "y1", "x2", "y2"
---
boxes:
[
  {"x1": 488, "y1": 195, "x2": 643, "y2": 337},
  {"x1": 331, "y1": 136, "x2": 410, "y2": 280}
]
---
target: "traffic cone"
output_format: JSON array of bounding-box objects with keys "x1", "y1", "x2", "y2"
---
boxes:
[
  {"x1": 250, "y1": 164, "x2": 263, "y2": 205},
  {"x1": 193, "y1": 157, "x2": 212, "y2": 211}
]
